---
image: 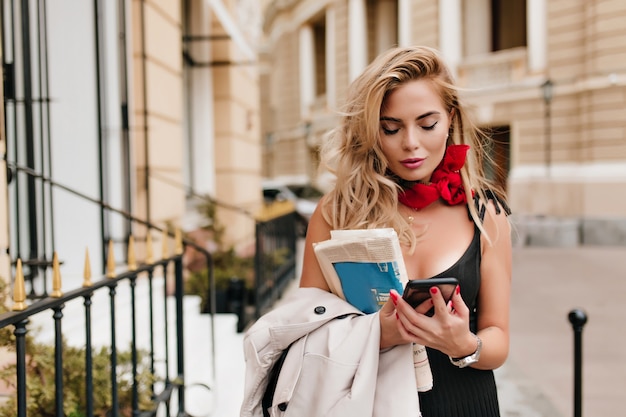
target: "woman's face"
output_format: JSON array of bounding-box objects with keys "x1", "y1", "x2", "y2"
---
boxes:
[{"x1": 379, "y1": 79, "x2": 451, "y2": 183}]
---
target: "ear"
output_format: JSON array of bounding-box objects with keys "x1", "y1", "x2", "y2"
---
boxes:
[{"x1": 447, "y1": 109, "x2": 455, "y2": 141}]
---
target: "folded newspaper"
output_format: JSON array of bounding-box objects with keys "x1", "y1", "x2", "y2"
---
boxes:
[{"x1": 313, "y1": 228, "x2": 433, "y2": 392}]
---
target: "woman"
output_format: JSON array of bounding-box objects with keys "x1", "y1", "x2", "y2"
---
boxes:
[{"x1": 300, "y1": 45, "x2": 512, "y2": 416}]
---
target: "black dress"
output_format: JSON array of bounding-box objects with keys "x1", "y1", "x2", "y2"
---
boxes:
[{"x1": 418, "y1": 198, "x2": 508, "y2": 417}]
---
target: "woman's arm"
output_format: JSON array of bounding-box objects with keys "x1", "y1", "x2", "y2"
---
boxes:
[
  {"x1": 299, "y1": 200, "x2": 332, "y2": 291},
  {"x1": 471, "y1": 200, "x2": 512, "y2": 369}
]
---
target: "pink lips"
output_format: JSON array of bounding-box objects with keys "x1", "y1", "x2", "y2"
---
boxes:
[{"x1": 401, "y1": 158, "x2": 425, "y2": 170}]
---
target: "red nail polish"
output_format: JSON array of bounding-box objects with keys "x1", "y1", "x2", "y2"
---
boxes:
[
  {"x1": 389, "y1": 291, "x2": 398, "y2": 304},
  {"x1": 395, "y1": 312, "x2": 399, "y2": 320},
  {"x1": 455, "y1": 285, "x2": 461, "y2": 295},
  {"x1": 430, "y1": 287, "x2": 438, "y2": 294}
]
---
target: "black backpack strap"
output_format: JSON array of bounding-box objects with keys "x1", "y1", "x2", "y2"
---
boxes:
[{"x1": 262, "y1": 344, "x2": 292, "y2": 417}]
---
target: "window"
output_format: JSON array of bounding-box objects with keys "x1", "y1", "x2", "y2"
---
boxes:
[
  {"x1": 366, "y1": 0, "x2": 398, "y2": 62},
  {"x1": 312, "y1": 16, "x2": 327, "y2": 97},
  {"x1": 2, "y1": 1, "x2": 131, "y2": 279},
  {"x1": 484, "y1": 125, "x2": 511, "y2": 194},
  {"x1": 463, "y1": 0, "x2": 527, "y2": 56},
  {"x1": 491, "y1": 0, "x2": 526, "y2": 52}
]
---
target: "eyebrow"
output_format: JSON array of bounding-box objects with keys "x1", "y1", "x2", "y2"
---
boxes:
[{"x1": 380, "y1": 111, "x2": 441, "y2": 122}]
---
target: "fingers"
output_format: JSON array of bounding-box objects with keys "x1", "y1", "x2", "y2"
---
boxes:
[
  {"x1": 380, "y1": 289, "x2": 416, "y2": 348},
  {"x1": 429, "y1": 286, "x2": 448, "y2": 316},
  {"x1": 380, "y1": 291, "x2": 397, "y2": 316},
  {"x1": 414, "y1": 297, "x2": 434, "y2": 315},
  {"x1": 390, "y1": 289, "x2": 429, "y2": 343},
  {"x1": 449, "y1": 285, "x2": 469, "y2": 316}
]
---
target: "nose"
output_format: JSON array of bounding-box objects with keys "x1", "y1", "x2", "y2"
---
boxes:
[{"x1": 402, "y1": 127, "x2": 420, "y2": 150}]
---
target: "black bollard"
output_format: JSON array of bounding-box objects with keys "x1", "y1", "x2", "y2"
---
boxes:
[{"x1": 568, "y1": 308, "x2": 588, "y2": 417}]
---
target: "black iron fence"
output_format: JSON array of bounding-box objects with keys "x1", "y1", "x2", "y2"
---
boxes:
[
  {"x1": 253, "y1": 210, "x2": 298, "y2": 324},
  {"x1": 0, "y1": 230, "x2": 211, "y2": 417}
]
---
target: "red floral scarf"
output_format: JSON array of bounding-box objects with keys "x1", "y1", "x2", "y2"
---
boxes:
[{"x1": 397, "y1": 144, "x2": 470, "y2": 210}]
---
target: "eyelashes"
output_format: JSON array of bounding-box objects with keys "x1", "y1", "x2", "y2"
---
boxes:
[
  {"x1": 382, "y1": 127, "x2": 399, "y2": 135},
  {"x1": 422, "y1": 121, "x2": 438, "y2": 131},
  {"x1": 381, "y1": 121, "x2": 438, "y2": 135}
]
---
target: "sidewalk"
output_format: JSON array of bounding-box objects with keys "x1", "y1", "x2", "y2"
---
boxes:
[
  {"x1": 504, "y1": 246, "x2": 626, "y2": 417},
  {"x1": 210, "y1": 245, "x2": 626, "y2": 416}
]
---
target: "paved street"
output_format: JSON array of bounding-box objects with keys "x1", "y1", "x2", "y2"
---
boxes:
[
  {"x1": 502, "y1": 246, "x2": 626, "y2": 417},
  {"x1": 210, "y1": 245, "x2": 626, "y2": 416}
]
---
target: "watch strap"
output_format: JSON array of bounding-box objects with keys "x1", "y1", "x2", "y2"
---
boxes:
[{"x1": 449, "y1": 334, "x2": 482, "y2": 368}]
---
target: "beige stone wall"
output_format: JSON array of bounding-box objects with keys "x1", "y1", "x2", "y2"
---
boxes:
[
  {"x1": 130, "y1": 0, "x2": 263, "y2": 251},
  {"x1": 410, "y1": 0, "x2": 438, "y2": 47},
  {"x1": 131, "y1": 0, "x2": 186, "y2": 231},
  {"x1": 506, "y1": 0, "x2": 626, "y2": 218},
  {"x1": 263, "y1": 19, "x2": 305, "y2": 179},
  {"x1": 262, "y1": 0, "x2": 347, "y2": 182},
  {"x1": 333, "y1": 1, "x2": 350, "y2": 106},
  {"x1": 212, "y1": 2, "x2": 263, "y2": 250}
]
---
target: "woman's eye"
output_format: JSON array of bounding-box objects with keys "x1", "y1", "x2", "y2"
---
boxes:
[
  {"x1": 421, "y1": 121, "x2": 438, "y2": 131},
  {"x1": 382, "y1": 126, "x2": 399, "y2": 135}
]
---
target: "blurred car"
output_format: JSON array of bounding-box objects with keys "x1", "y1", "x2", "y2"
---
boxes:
[
  {"x1": 262, "y1": 180, "x2": 324, "y2": 235},
  {"x1": 262, "y1": 180, "x2": 324, "y2": 220}
]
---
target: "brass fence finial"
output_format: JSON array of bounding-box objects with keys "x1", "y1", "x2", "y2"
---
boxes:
[
  {"x1": 127, "y1": 235, "x2": 137, "y2": 271},
  {"x1": 175, "y1": 228, "x2": 183, "y2": 255},
  {"x1": 146, "y1": 232, "x2": 154, "y2": 264},
  {"x1": 12, "y1": 259, "x2": 26, "y2": 311},
  {"x1": 162, "y1": 229, "x2": 169, "y2": 259},
  {"x1": 83, "y1": 247, "x2": 93, "y2": 287},
  {"x1": 51, "y1": 252, "x2": 63, "y2": 298},
  {"x1": 107, "y1": 240, "x2": 116, "y2": 278}
]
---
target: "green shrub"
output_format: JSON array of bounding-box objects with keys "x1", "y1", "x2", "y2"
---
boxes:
[{"x1": 184, "y1": 248, "x2": 255, "y2": 312}]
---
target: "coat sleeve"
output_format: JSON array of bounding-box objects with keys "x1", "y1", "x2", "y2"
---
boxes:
[
  {"x1": 242, "y1": 288, "x2": 421, "y2": 417},
  {"x1": 240, "y1": 288, "x2": 364, "y2": 417}
]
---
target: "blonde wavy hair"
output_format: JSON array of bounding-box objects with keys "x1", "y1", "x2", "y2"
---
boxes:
[{"x1": 319, "y1": 45, "x2": 506, "y2": 251}]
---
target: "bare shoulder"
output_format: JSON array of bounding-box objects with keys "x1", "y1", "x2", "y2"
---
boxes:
[{"x1": 481, "y1": 197, "x2": 512, "y2": 247}]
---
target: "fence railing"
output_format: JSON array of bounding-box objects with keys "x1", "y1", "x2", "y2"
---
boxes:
[
  {"x1": 0, "y1": 230, "x2": 206, "y2": 416},
  {"x1": 253, "y1": 210, "x2": 298, "y2": 324},
  {"x1": 0, "y1": 161, "x2": 218, "y2": 416}
]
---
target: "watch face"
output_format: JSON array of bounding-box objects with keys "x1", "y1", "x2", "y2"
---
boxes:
[{"x1": 458, "y1": 356, "x2": 478, "y2": 368}]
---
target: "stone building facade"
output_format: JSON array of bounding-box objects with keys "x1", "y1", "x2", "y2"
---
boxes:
[{"x1": 260, "y1": 0, "x2": 626, "y2": 245}]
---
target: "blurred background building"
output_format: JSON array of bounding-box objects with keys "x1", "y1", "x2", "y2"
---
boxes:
[
  {"x1": 260, "y1": 0, "x2": 626, "y2": 246},
  {"x1": 0, "y1": 0, "x2": 263, "y2": 283}
]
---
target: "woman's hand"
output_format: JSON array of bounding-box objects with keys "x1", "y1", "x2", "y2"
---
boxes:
[
  {"x1": 379, "y1": 292, "x2": 408, "y2": 349},
  {"x1": 382, "y1": 286, "x2": 478, "y2": 358},
  {"x1": 378, "y1": 287, "x2": 441, "y2": 349}
]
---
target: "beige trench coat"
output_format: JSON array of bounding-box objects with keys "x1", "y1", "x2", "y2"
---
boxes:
[{"x1": 240, "y1": 287, "x2": 421, "y2": 417}]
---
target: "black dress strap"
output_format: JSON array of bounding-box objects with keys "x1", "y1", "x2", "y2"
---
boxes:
[{"x1": 473, "y1": 190, "x2": 511, "y2": 222}]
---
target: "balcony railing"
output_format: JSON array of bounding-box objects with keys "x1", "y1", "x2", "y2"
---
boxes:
[{"x1": 457, "y1": 47, "x2": 529, "y2": 90}]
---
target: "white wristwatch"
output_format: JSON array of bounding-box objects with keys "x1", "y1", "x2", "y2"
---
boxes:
[{"x1": 449, "y1": 334, "x2": 482, "y2": 368}]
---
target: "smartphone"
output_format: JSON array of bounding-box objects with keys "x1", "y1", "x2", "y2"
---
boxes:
[{"x1": 402, "y1": 277, "x2": 459, "y2": 311}]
